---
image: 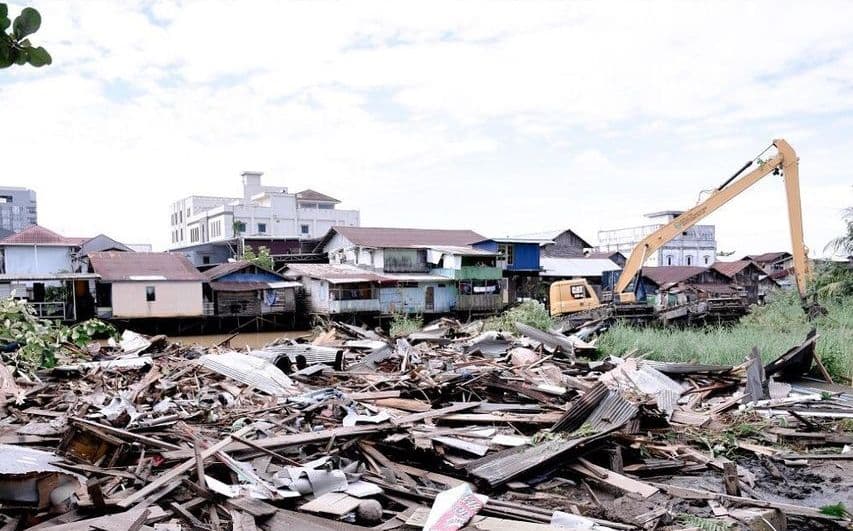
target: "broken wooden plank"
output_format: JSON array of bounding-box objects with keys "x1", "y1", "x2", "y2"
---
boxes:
[
  {"x1": 569, "y1": 458, "x2": 658, "y2": 498},
  {"x1": 391, "y1": 401, "x2": 481, "y2": 426}
]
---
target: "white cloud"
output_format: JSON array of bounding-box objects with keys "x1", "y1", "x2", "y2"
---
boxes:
[{"x1": 0, "y1": 0, "x2": 851, "y2": 254}]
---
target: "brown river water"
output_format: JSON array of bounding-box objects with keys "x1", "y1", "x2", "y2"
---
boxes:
[{"x1": 168, "y1": 330, "x2": 313, "y2": 349}]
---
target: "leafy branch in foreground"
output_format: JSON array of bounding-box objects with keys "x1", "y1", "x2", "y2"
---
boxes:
[{"x1": 0, "y1": 3, "x2": 51, "y2": 68}]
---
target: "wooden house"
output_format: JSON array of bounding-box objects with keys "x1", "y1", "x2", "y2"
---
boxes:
[
  {"x1": 203, "y1": 260, "x2": 300, "y2": 317},
  {"x1": 712, "y1": 260, "x2": 779, "y2": 304}
]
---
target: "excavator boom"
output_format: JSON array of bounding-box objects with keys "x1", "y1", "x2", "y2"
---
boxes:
[{"x1": 614, "y1": 139, "x2": 811, "y2": 301}]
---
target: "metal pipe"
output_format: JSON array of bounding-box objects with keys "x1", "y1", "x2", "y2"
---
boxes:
[{"x1": 717, "y1": 160, "x2": 753, "y2": 191}]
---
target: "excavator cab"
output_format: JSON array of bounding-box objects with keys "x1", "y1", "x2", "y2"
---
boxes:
[{"x1": 549, "y1": 279, "x2": 602, "y2": 316}]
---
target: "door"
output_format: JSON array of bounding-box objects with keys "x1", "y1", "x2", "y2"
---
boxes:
[{"x1": 425, "y1": 286, "x2": 435, "y2": 312}]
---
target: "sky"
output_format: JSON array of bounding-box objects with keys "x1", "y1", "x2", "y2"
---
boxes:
[{"x1": 1, "y1": 1, "x2": 851, "y2": 256}]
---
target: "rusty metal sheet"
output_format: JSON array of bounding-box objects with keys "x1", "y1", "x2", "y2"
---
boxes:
[{"x1": 551, "y1": 382, "x2": 608, "y2": 432}]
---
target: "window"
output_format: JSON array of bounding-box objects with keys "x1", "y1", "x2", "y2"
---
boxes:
[
  {"x1": 301, "y1": 224, "x2": 310, "y2": 235},
  {"x1": 145, "y1": 286, "x2": 156, "y2": 302},
  {"x1": 179, "y1": 228, "x2": 184, "y2": 241},
  {"x1": 202, "y1": 256, "x2": 211, "y2": 264},
  {"x1": 499, "y1": 244, "x2": 514, "y2": 266},
  {"x1": 179, "y1": 210, "x2": 183, "y2": 223},
  {"x1": 234, "y1": 221, "x2": 246, "y2": 234},
  {"x1": 704, "y1": 255, "x2": 710, "y2": 265},
  {"x1": 257, "y1": 223, "x2": 267, "y2": 233},
  {"x1": 686, "y1": 255, "x2": 692, "y2": 266},
  {"x1": 570, "y1": 284, "x2": 587, "y2": 299},
  {"x1": 319, "y1": 203, "x2": 333, "y2": 209},
  {"x1": 210, "y1": 220, "x2": 221, "y2": 238},
  {"x1": 666, "y1": 255, "x2": 673, "y2": 266},
  {"x1": 190, "y1": 227, "x2": 200, "y2": 242}
]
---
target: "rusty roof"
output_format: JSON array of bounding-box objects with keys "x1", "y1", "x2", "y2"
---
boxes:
[
  {"x1": 89, "y1": 252, "x2": 206, "y2": 282},
  {"x1": 640, "y1": 266, "x2": 710, "y2": 286},
  {"x1": 285, "y1": 263, "x2": 386, "y2": 284},
  {"x1": 711, "y1": 260, "x2": 760, "y2": 277},
  {"x1": 204, "y1": 260, "x2": 283, "y2": 281},
  {"x1": 296, "y1": 189, "x2": 340, "y2": 203},
  {"x1": 742, "y1": 251, "x2": 791, "y2": 264},
  {"x1": 0, "y1": 225, "x2": 83, "y2": 246},
  {"x1": 328, "y1": 226, "x2": 485, "y2": 249}
]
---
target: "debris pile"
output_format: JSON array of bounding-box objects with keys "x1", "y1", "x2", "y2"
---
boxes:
[{"x1": 0, "y1": 319, "x2": 851, "y2": 530}]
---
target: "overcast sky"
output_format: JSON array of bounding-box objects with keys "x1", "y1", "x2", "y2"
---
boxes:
[{"x1": 2, "y1": 1, "x2": 851, "y2": 255}]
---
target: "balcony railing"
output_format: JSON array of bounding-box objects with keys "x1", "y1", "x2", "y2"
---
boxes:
[{"x1": 30, "y1": 301, "x2": 68, "y2": 320}]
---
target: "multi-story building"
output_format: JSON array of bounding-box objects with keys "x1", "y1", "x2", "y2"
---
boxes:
[
  {"x1": 597, "y1": 211, "x2": 717, "y2": 267},
  {"x1": 285, "y1": 226, "x2": 505, "y2": 315},
  {"x1": 169, "y1": 171, "x2": 360, "y2": 266},
  {"x1": 0, "y1": 187, "x2": 37, "y2": 234}
]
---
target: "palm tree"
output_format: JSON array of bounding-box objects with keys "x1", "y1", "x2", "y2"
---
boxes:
[{"x1": 824, "y1": 206, "x2": 853, "y2": 258}]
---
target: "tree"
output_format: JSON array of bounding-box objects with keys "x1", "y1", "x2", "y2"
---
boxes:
[
  {"x1": 824, "y1": 206, "x2": 853, "y2": 258},
  {"x1": 242, "y1": 246, "x2": 275, "y2": 271},
  {"x1": 1, "y1": 4, "x2": 51, "y2": 68}
]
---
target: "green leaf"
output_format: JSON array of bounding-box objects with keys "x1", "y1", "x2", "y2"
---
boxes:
[
  {"x1": 12, "y1": 7, "x2": 41, "y2": 39},
  {"x1": 12, "y1": 47, "x2": 27, "y2": 65},
  {"x1": 26, "y1": 46, "x2": 50, "y2": 67},
  {"x1": 0, "y1": 4, "x2": 7, "y2": 18},
  {"x1": 1, "y1": 14, "x2": 10, "y2": 32}
]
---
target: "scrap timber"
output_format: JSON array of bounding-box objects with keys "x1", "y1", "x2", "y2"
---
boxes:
[{"x1": 0, "y1": 321, "x2": 850, "y2": 531}]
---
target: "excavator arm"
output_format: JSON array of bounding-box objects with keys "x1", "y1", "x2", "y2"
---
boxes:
[{"x1": 614, "y1": 139, "x2": 812, "y2": 302}]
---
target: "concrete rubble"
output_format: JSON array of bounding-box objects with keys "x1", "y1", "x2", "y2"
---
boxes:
[{"x1": 0, "y1": 317, "x2": 850, "y2": 530}]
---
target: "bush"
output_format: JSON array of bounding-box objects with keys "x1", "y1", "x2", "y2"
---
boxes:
[
  {"x1": 484, "y1": 300, "x2": 553, "y2": 333},
  {"x1": 0, "y1": 297, "x2": 117, "y2": 373},
  {"x1": 389, "y1": 313, "x2": 423, "y2": 338}
]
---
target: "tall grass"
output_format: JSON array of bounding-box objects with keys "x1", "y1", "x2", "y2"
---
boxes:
[
  {"x1": 484, "y1": 300, "x2": 553, "y2": 333},
  {"x1": 389, "y1": 313, "x2": 424, "y2": 338},
  {"x1": 597, "y1": 290, "x2": 853, "y2": 381}
]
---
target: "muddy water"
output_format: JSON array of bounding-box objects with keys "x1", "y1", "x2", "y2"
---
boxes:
[{"x1": 169, "y1": 330, "x2": 313, "y2": 349}]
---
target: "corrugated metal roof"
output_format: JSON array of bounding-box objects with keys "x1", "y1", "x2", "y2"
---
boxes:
[
  {"x1": 640, "y1": 266, "x2": 709, "y2": 286},
  {"x1": 89, "y1": 252, "x2": 206, "y2": 282},
  {"x1": 742, "y1": 251, "x2": 791, "y2": 264},
  {"x1": 285, "y1": 264, "x2": 386, "y2": 284},
  {"x1": 210, "y1": 281, "x2": 271, "y2": 291},
  {"x1": 330, "y1": 226, "x2": 485, "y2": 248},
  {"x1": 552, "y1": 382, "x2": 609, "y2": 432},
  {"x1": 0, "y1": 225, "x2": 82, "y2": 246},
  {"x1": 296, "y1": 189, "x2": 341, "y2": 203},
  {"x1": 204, "y1": 260, "x2": 283, "y2": 280},
  {"x1": 78, "y1": 234, "x2": 133, "y2": 257},
  {"x1": 540, "y1": 257, "x2": 621, "y2": 277},
  {"x1": 712, "y1": 260, "x2": 764, "y2": 278},
  {"x1": 509, "y1": 229, "x2": 593, "y2": 248}
]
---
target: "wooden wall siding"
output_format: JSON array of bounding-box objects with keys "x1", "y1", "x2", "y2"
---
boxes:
[
  {"x1": 541, "y1": 231, "x2": 588, "y2": 258},
  {"x1": 264, "y1": 288, "x2": 296, "y2": 313},
  {"x1": 216, "y1": 291, "x2": 261, "y2": 316},
  {"x1": 457, "y1": 293, "x2": 503, "y2": 311},
  {"x1": 383, "y1": 249, "x2": 429, "y2": 273}
]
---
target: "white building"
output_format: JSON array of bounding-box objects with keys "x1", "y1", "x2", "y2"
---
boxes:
[
  {"x1": 597, "y1": 211, "x2": 717, "y2": 267},
  {"x1": 168, "y1": 171, "x2": 360, "y2": 249}
]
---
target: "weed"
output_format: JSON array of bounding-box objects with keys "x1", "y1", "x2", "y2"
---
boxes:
[
  {"x1": 389, "y1": 312, "x2": 423, "y2": 338},
  {"x1": 819, "y1": 502, "x2": 848, "y2": 518},
  {"x1": 676, "y1": 514, "x2": 732, "y2": 531},
  {"x1": 597, "y1": 290, "x2": 853, "y2": 382},
  {"x1": 484, "y1": 300, "x2": 553, "y2": 333}
]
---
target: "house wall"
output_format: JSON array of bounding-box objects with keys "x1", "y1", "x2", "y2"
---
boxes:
[
  {"x1": 4, "y1": 246, "x2": 74, "y2": 274},
  {"x1": 110, "y1": 281, "x2": 203, "y2": 318},
  {"x1": 543, "y1": 231, "x2": 589, "y2": 258},
  {"x1": 379, "y1": 283, "x2": 454, "y2": 313}
]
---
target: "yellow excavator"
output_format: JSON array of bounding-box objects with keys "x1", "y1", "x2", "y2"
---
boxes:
[{"x1": 550, "y1": 139, "x2": 815, "y2": 323}]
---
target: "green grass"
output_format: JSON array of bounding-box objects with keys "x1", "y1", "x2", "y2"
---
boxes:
[
  {"x1": 597, "y1": 290, "x2": 853, "y2": 382},
  {"x1": 484, "y1": 300, "x2": 553, "y2": 334}
]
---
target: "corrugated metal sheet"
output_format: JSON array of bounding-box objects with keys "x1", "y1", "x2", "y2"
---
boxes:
[
  {"x1": 89, "y1": 252, "x2": 206, "y2": 282},
  {"x1": 552, "y1": 382, "x2": 609, "y2": 432},
  {"x1": 199, "y1": 352, "x2": 295, "y2": 395},
  {"x1": 584, "y1": 390, "x2": 639, "y2": 432},
  {"x1": 640, "y1": 360, "x2": 733, "y2": 375},
  {"x1": 249, "y1": 345, "x2": 342, "y2": 373},
  {"x1": 330, "y1": 227, "x2": 485, "y2": 248},
  {"x1": 465, "y1": 431, "x2": 610, "y2": 487},
  {"x1": 540, "y1": 257, "x2": 621, "y2": 278}
]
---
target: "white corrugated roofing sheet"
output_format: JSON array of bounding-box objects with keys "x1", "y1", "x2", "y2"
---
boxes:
[{"x1": 540, "y1": 258, "x2": 621, "y2": 277}]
